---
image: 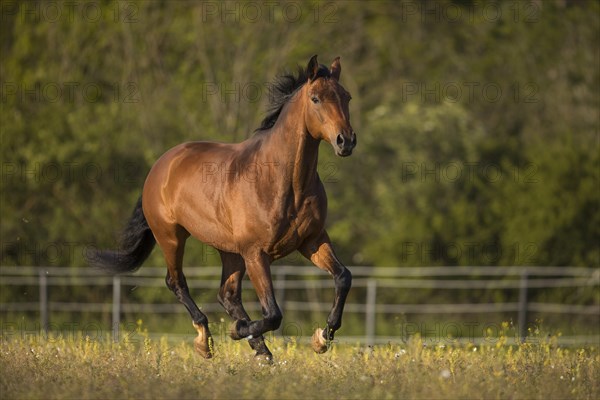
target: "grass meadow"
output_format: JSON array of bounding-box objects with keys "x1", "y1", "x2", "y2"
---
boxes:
[{"x1": 1, "y1": 325, "x2": 599, "y2": 400}]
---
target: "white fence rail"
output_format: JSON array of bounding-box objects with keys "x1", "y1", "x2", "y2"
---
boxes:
[{"x1": 1, "y1": 266, "x2": 599, "y2": 345}]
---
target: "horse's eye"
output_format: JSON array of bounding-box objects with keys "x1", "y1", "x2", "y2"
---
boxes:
[{"x1": 311, "y1": 96, "x2": 320, "y2": 104}]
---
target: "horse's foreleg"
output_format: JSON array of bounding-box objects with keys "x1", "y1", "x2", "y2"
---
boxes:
[
  {"x1": 218, "y1": 251, "x2": 272, "y2": 359},
  {"x1": 229, "y1": 252, "x2": 282, "y2": 343},
  {"x1": 300, "y1": 230, "x2": 352, "y2": 353}
]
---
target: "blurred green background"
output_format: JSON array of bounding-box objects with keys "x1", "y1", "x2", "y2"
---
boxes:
[{"x1": 0, "y1": 1, "x2": 598, "y2": 337}]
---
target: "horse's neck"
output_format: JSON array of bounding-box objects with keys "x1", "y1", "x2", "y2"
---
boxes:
[{"x1": 260, "y1": 97, "x2": 320, "y2": 206}]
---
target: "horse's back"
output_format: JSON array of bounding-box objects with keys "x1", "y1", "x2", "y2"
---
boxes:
[
  {"x1": 145, "y1": 140, "x2": 238, "y2": 185},
  {"x1": 142, "y1": 141, "x2": 239, "y2": 242}
]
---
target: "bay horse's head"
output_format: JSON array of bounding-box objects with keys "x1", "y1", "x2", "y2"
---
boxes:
[{"x1": 304, "y1": 55, "x2": 356, "y2": 157}]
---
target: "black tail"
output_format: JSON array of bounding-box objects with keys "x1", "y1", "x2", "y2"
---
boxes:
[{"x1": 86, "y1": 197, "x2": 156, "y2": 274}]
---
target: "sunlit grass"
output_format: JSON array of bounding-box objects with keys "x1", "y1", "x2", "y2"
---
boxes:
[{"x1": 1, "y1": 324, "x2": 598, "y2": 400}]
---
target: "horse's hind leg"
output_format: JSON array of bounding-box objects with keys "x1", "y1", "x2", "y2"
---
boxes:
[
  {"x1": 158, "y1": 225, "x2": 213, "y2": 358},
  {"x1": 217, "y1": 251, "x2": 272, "y2": 360}
]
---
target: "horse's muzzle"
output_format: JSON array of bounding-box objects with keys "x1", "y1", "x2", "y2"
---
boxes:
[{"x1": 335, "y1": 132, "x2": 356, "y2": 157}]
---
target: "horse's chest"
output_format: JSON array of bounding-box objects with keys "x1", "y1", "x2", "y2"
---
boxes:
[{"x1": 269, "y1": 196, "x2": 325, "y2": 258}]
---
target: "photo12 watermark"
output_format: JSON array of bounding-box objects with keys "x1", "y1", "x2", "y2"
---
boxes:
[
  {"x1": 400, "y1": 161, "x2": 539, "y2": 184},
  {"x1": 0, "y1": 321, "x2": 143, "y2": 344},
  {"x1": 396, "y1": 321, "x2": 541, "y2": 345},
  {"x1": 1, "y1": 240, "x2": 102, "y2": 266},
  {"x1": 199, "y1": 1, "x2": 338, "y2": 24},
  {"x1": 1, "y1": 160, "x2": 146, "y2": 185},
  {"x1": 399, "y1": 1, "x2": 541, "y2": 24},
  {"x1": 401, "y1": 81, "x2": 540, "y2": 104},
  {"x1": 0, "y1": 1, "x2": 139, "y2": 24},
  {"x1": 1, "y1": 81, "x2": 141, "y2": 104},
  {"x1": 400, "y1": 241, "x2": 539, "y2": 265}
]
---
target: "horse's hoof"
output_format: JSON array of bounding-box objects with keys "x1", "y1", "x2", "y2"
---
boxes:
[
  {"x1": 255, "y1": 352, "x2": 273, "y2": 365},
  {"x1": 192, "y1": 322, "x2": 213, "y2": 358},
  {"x1": 194, "y1": 334, "x2": 213, "y2": 359},
  {"x1": 311, "y1": 328, "x2": 328, "y2": 354},
  {"x1": 229, "y1": 320, "x2": 247, "y2": 340}
]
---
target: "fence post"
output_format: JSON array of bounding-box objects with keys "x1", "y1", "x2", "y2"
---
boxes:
[
  {"x1": 275, "y1": 269, "x2": 286, "y2": 336},
  {"x1": 518, "y1": 269, "x2": 528, "y2": 342},
  {"x1": 366, "y1": 279, "x2": 377, "y2": 346},
  {"x1": 39, "y1": 269, "x2": 48, "y2": 332},
  {"x1": 112, "y1": 275, "x2": 121, "y2": 342}
]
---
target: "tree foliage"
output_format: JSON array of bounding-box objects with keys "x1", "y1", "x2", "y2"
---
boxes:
[{"x1": 1, "y1": 0, "x2": 598, "y2": 268}]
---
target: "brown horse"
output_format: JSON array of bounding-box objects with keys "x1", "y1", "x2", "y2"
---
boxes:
[{"x1": 88, "y1": 55, "x2": 356, "y2": 360}]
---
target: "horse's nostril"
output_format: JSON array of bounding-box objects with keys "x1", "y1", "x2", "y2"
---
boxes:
[
  {"x1": 336, "y1": 134, "x2": 344, "y2": 146},
  {"x1": 351, "y1": 133, "x2": 357, "y2": 146}
]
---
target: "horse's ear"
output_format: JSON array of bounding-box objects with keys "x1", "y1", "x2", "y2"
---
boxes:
[
  {"x1": 307, "y1": 55, "x2": 319, "y2": 82},
  {"x1": 330, "y1": 57, "x2": 341, "y2": 81}
]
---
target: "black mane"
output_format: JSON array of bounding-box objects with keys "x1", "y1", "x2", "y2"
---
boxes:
[{"x1": 256, "y1": 64, "x2": 330, "y2": 132}]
